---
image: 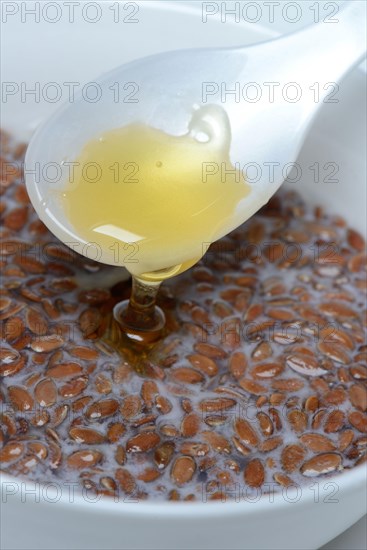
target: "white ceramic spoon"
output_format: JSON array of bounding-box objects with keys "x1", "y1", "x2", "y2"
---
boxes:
[{"x1": 25, "y1": 0, "x2": 366, "y2": 263}]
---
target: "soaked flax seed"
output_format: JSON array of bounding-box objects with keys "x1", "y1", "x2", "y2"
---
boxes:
[{"x1": 0, "y1": 131, "x2": 366, "y2": 501}]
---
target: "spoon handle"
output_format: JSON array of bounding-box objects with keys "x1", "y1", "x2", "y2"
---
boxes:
[{"x1": 251, "y1": 0, "x2": 366, "y2": 95}]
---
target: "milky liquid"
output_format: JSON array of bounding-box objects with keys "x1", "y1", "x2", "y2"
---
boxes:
[{"x1": 61, "y1": 105, "x2": 250, "y2": 281}]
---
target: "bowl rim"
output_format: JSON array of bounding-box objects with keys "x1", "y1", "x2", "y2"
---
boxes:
[{"x1": 1, "y1": 463, "x2": 366, "y2": 517}]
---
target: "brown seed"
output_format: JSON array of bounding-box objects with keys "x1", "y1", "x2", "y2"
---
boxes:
[
  {"x1": 317, "y1": 342, "x2": 350, "y2": 364},
  {"x1": 270, "y1": 393, "x2": 286, "y2": 406},
  {"x1": 180, "y1": 442, "x2": 210, "y2": 457},
  {"x1": 232, "y1": 436, "x2": 251, "y2": 456},
  {"x1": 30, "y1": 334, "x2": 64, "y2": 353},
  {"x1": 349, "y1": 385, "x2": 367, "y2": 412},
  {"x1": 0, "y1": 441, "x2": 25, "y2": 462},
  {"x1": 194, "y1": 342, "x2": 228, "y2": 359},
  {"x1": 94, "y1": 373, "x2": 112, "y2": 395},
  {"x1": 67, "y1": 450, "x2": 102, "y2": 469},
  {"x1": 155, "y1": 395, "x2": 172, "y2": 415},
  {"x1": 181, "y1": 398, "x2": 193, "y2": 414},
  {"x1": 273, "y1": 472, "x2": 294, "y2": 487},
  {"x1": 47, "y1": 362, "x2": 83, "y2": 378},
  {"x1": 287, "y1": 410, "x2": 308, "y2": 433},
  {"x1": 272, "y1": 379, "x2": 304, "y2": 392},
  {"x1": 309, "y1": 376, "x2": 331, "y2": 395},
  {"x1": 192, "y1": 266, "x2": 216, "y2": 282},
  {"x1": 244, "y1": 459, "x2": 265, "y2": 488},
  {"x1": 131, "y1": 413, "x2": 157, "y2": 429},
  {"x1": 79, "y1": 288, "x2": 111, "y2": 305},
  {"x1": 199, "y1": 397, "x2": 236, "y2": 413},
  {"x1": 213, "y1": 300, "x2": 234, "y2": 318},
  {"x1": 1, "y1": 303, "x2": 26, "y2": 322},
  {"x1": 86, "y1": 399, "x2": 119, "y2": 421},
  {"x1": 181, "y1": 413, "x2": 201, "y2": 437},
  {"x1": 3, "y1": 316, "x2": 24, "y2": 341},
  {"x1": 100, "y1": 476, "x2": 117, "y2": 493},
  {"x1": 268, "y1": 308, "x2": 295, "y2": 321},
  {"x1": 300, "y1": 453, "x2": 342, "y2": 477},
  {"x1": 259, "y1": 436, "x2": 283, "y2": 452},
  {"x1": 168, "y1": 489, "x2": 181, "y2": 501},
  {"x1": 354, "y1": 436, "x2": 367, "y2": 449},
  {"x1": 202, "y1": 431, "x2": 231, "y2": 454},
  {"x1": 272, "y1": 332, "x2": 299, "y2": 345},
  {"x1": 34, "y1": 378, "x2": 57, "y2": 407},
  {"x1": 319, "y1": 302, "x2": 357, "y2": 320},
  {"x1": 251, "y1": 362, "x2": 284, "y2": 379},
  {"x1": 115, "y1": 468, "x2": 136, "y2": 494},
  {"x1": 69, "y1": 427, "x2": 106, "y2": 444},
  {"x1": 0, "y1": 413, "x2": 17, "y2": 436},
  {"x1": 154, "y1": 441, "x2": 175, "y2": 469},
  {"x1": 338, "y1": 430, "x2": 354, "y2": 451},
  {"x1": 324, "y1": 387, "x2": 347, "y2": 406},
  {"x1": 48, "y1": 350, "x2": 64, "y2": 367},
  {"x1": 107, "y1": 422, "x2": 125, "y2": 443},
  {"x1": 324, "y1": 410, "x2": 346, "y2": 433},
  {"x1": 349, "y1": 411, "x2": 367, "y2": 433},
  {"x1": 141, "y1": 380, "x2": 159, "y2": 409},
  {"x1": 28, "y1": 442, "x2": 48, "y2": 460},
  {"x1": 120, "y1": 395, "x2": 142, "y2": 419},
  {"x1": 126, "y1": 432, "x2": 160, "y2": 453},
  {"x1": 257, "y1": 412, "x2": 274, "y2": 436},
  {"x1": 79, "y1": 308, "x2": 101, "y2": 336},
  {"x1": 239, "y1": 379, "x2": 267, "y2": 395},
  {"x1": 286, "y1": 353, "x2": 327, "y2": 377},
  {"x1": 171, "y1": 456, "x2": 196, "y2": 485},
  {"x1": 137, "y1": 468, "x2": 161, "y2": 482},
  {"x1": 160, "y1": 424, "x2": 180, "y2": 438},
  {"x1": 187, "y1": 354, "x2": 218, "y2": 377},
  {"x1": 319, "y1": 326, "x2": 355, "y2": 351},
  {"x1": 112, "y1": 363, "x2": 131, "y2": 384},
  {"x1": 59, "y1": 375, "x2": 88, "y2": 398},
  {"x1": 8, "y1": 386, "x2": 34, "y2": 411},
  {"x1": 0, "y1": 296, "x2": 12, "y2": 311},
  {"x1": 4, "y1": 206, "x2": 28, "y2": 230},
  {"x1": 115, "y1": 445, "x2": 126, "y2": 465},
  {"x1": 251, "y1": 341, "x2": 273, "y2": 362},
  {"x1": 47, "y1": 405, "x2": 66, "y2": 428},
  {"x1": 299, "y1": 433, "x2": 336, "y2": 452},
  {"x1": 191, "y1": 305, "x2": 210, "y2": 325},
  {"x1": 244, "y1": 303, "x2": 263, "y2": 322},
  {"x1": 269, "y1": 408, "x2": 283, "y2": 430},
  {"x1": 170, "y1": 367, "x2": 204, "y2": 384},
  {"x1": 11, "y1": 453, "x2": 40, "y2": 475},
  {"x1": 350, "y1": 365, "x2": 367, "y2": 380},
  {"x1": 281, "y1": 444, "x2": 306, "y2": 473},
  {"x1": 31, "y1": 410, "x2": 50, "y2": 428},
  {"x1": 25, "y1": 308, "x2": 48, "y2": 335},
  {"x1": 304, "y1": 395, "x2": 320, "y2": 412},
  {"x1": 347, "y1": 229, "x2": 365, "y2": 251},
  {"x1": 71, "y1": 396, "x2": 92, "y2": 413},
  {"x1": 229, "y1": 351, "x2": 247, "y2": 379},
  {"x1": 234, "y1": 418, "x2": 259, "y2": 447},
  {"x1": 0, "y1": 352, "x2": 26, "y2": 377},
  {"x1": 348, "y1": 252, "x2": 366, "y2": 273},
  {"x1": 0, "y1": 345, "x2": 20, "y2": 364},
  {"x1": 69, "y1": 346, "x2": 99, "y2": 360}
]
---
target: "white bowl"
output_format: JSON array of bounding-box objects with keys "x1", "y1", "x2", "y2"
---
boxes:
[{"x1": 1, "y1": 2, "x2": 366, "y2": 549}]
